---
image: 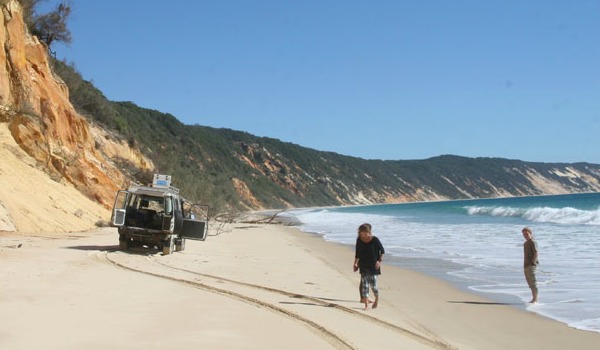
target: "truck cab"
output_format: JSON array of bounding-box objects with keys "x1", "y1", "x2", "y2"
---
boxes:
[{"x1": 110, "y1": 174, "x2": 208, "y2": 255}]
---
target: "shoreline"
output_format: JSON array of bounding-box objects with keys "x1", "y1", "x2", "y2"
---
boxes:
[
  {"x1": 288, "y1": 224, "x2": 600, "y2": 348},
  {"x1": 302, "y1": 227, "x2": 597, "y2": 334},
  {"x1": 2, "y1": 224, "x2": 599, "y2": 349},
  {"x1": 290, "y1": 225, "x2": 600, "y2": 347},
  {"x1": 275, "y1": 200, "x2": 600, "y2": 336},
  {"x1": 303, "y1": 229, "x2": 528, "y2": 307}
]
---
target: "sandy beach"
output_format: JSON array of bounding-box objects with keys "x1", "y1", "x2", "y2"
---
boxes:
[{"x1": 1, "y1": 223, "x2": 599, "y2": 350}]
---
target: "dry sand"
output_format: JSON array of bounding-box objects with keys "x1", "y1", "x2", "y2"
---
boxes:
[{"x1": 2, "y1": 224, "x2": 599, "y2": 350}]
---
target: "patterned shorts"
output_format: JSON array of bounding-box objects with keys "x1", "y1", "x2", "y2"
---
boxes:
[{"x1": 360, "y1": 274, "x2": 379, "y2": 298}]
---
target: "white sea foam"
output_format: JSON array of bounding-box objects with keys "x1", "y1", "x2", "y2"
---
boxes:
[{"x1": 466, "y1": 205, "x2": 600, "y2": 225}]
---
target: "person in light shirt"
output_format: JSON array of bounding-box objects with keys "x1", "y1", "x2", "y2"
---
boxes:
[{"x1": 522, "y1": 227, "x2": 539, "y2": 303}]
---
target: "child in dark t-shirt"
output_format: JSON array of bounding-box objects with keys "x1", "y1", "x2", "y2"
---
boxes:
[{"x1": 353, "y1": 223, "x2": 385, "y2": 310}]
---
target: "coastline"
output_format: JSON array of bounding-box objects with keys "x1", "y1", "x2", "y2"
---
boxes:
[
  {"x1": 270, "y1": 209, "x2": 529, "y2": 310},
  {"x1": 278, "y1": 195, "x2": 600, "y2": 335},
  {"x1": 1, "y1": 224, "x2": 599, "y2": 349},
  {"x1": 291, "y1": 224, "x2": 600, "y2": 349}
]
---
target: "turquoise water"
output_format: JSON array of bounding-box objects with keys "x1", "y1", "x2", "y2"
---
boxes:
[{"x1": 286, "y1": 193, "x2": 600, "y2": 333}]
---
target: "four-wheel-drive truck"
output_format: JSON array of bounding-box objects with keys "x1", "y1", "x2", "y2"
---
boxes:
[{"x1": 110, "y1": 174, "x2": 208, "y2": 255}]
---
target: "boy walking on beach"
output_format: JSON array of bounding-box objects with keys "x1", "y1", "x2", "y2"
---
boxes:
[
  {"x1": 353, "y1": 223, "x2": 385, "y2": 310},
  {"x1": 522, "y1": 227, "x2": 539, "y2": 303}
]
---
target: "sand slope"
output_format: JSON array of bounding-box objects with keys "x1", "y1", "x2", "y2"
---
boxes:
[{"x1": 0, "y1": 124, "x2": 109, "y2": 234}]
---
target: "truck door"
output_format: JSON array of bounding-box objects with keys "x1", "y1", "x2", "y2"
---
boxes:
[
  {"x1": 110, "y1": 190, "x2": 130, "y2": 227},
  {"x1": 180, "y1": 204, "x2": 208, "y2": 241}
]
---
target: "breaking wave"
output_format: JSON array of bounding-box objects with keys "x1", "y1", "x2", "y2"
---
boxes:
[{"x1": 465, "y1": 206, "x2": 600, "y2": 225}]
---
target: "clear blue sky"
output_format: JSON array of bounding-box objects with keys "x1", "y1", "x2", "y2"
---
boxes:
[{"x1": 47, "y1": 0, "x2": 599, "y2": 163}]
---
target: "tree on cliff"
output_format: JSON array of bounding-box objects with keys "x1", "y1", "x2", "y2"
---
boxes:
[{"x1": 20, "y1": 0, "x2": 72, "y2": 49}]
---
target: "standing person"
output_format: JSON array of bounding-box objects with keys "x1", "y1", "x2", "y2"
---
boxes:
[
  {"x1": 355, "y1": 223, "x2": 371, "y2": 301},
  {"x1": 522, "y1": 227, "x2": 539, "y2": 303},
  {"x1": 353, "y1": 223, "x2": 385, "y2": 310}
]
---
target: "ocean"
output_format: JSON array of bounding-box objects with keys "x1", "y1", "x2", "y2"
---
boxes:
[{"x1": 284, "y1": 192, "x2": 600, "y2": 334}]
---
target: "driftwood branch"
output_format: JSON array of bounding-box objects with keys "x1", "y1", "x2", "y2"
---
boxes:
[{"x1": 240, "y1": 210, "x2": 289, "y2": 225}]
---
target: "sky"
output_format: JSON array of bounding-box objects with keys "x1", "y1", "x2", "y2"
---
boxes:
[{"x1": 43, "y1": 0, "x2": 599, "y2": 164}]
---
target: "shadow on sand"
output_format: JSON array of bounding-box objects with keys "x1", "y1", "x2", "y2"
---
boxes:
[
  {"x1": 447, "y1": 300, "x2": 520, "y2": 306},
  {"x1": 64, "y1": 244, "x2": 162, "y2": 256}
]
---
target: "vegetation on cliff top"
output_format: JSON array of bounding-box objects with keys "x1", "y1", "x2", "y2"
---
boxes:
[{"x1": 19, "y1": 0, "x2": 72, "y2": 48}]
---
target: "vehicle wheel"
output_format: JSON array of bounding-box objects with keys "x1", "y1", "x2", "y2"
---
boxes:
[
  {"x1": 119, "y1": 236, "x2": 129, "y2": 250},
  {"x1": 162, "y1": 237, "x2": 174, "y2": 255},
  {"x1": 175, "y1": 238, "x2": 186, "y2": 252}
]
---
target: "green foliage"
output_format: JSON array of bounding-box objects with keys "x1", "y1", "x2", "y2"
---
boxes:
[{"x1": 21, "y1": 0, "x2": 72, "y2": 49}]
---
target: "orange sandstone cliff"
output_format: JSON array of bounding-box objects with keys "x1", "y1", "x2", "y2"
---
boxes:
[{"x1": 0, "y1": 0, "x2": 151, "y2": 233}]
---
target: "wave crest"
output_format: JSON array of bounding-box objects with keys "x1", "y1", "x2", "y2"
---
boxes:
[{"x1": 466, "y1": 206, "x2": 600, "y2": 225}]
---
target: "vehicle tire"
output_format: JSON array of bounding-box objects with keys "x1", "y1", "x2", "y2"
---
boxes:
[
  {"x1": 175, "y1": 238, "x2": 186, "y2": 252},
  {"x1": 162, "y1": 237, "x2": 174, "y2": 255},
  {"x1": 119, "y1": 236, "x2": 129, "y2": 250}
]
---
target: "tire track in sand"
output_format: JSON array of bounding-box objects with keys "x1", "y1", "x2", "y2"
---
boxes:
[
  {"x1": 102, "y1": 251, "x2": 353, "y2": 349},
  {"x1": 154, "y1": 259, "x2": 456, "y2": 350},
  {"x1": 102, "y1": 251, "x2": 456, "y2": 350}
]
